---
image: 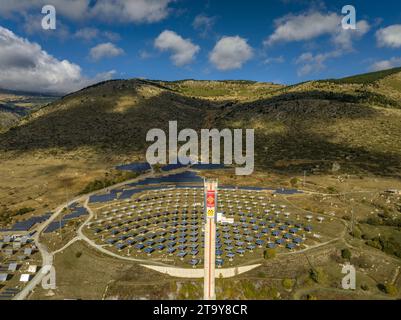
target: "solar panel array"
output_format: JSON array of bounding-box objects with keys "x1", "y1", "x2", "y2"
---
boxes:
[
  {"x1": 1, "y1": 213, "x2": 51, "y2": 232},
  {"x1": 116, "y1": 162, "x2": 151, "y2": 172},
  {"x1": 161, "y1": 162, "x2": 188, "y2": 172},
  {"x1": 115, "y1": 161, "x2": 228, "y2": 173},
  {"x1": 87, "y1": 187, "x2": 313, "y2": 267},
  {"x1": 0, "y1": 235, "x2": 38, "y2": 300},
  {"x1": 88, "y1": 167, "x2": 303, "y2": 205},
  {"x1": 44, "y1": 206, "x2": 88, "y2": 233}
]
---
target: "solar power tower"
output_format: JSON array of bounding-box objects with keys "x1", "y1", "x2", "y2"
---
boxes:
[{"x1": 203, "y1": 178, "x2": 218, "y2": 300}]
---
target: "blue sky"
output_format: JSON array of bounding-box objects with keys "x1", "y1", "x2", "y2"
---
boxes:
[{"x1": 0, "y1": 0, "x2": 401, "y2": 93}]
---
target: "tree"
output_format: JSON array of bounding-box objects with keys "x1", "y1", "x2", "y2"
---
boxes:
[
  {"x1": 263, "y1": 248, "x2": 276, "y2": 260},
  {"x1": 282, "y1": 278, "x2": 294, "y2": 290},
  {"x1": 383, "y1": 284, "x2": 398, "y2": 296},
  {"x1": 341, "y1": 248, "x2": 352, "y2": 260},
  {"x1": 290, "y1": 177, "x2": 299, "y2": 187},
  {"x1": 309, "y1": 268, "x2": 327, "y2": 284},
  {"x1": 350, "y1": 228, "x2": 362, "y2": 239}
]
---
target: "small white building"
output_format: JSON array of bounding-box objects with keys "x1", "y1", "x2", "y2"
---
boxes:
[
  {"x1": 28, "y1": 265, "x2": 38, "y2": 273},
  {"x1": 20, "y1": 274, "x2": 31, "y2": 282}
]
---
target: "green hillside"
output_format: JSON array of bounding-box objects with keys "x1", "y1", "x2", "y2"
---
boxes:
[
  {"x1": 0, "y1": 89, "x2": 58, "y2": 132},
  {"x1": 326, "y1": 67, "x2": 401, "y2": 85},
  {"x1": 1, "y1": 69, "x2": 401, "y2": 177}
]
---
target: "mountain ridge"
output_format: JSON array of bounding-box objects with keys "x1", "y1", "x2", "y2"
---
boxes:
[{"x1": 1, "y1": 67, "x2": 401, "y2": 177}]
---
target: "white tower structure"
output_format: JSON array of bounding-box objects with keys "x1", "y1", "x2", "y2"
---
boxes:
[{"x1": 203, "y1": 179, "x2": 218, "y2": 300}]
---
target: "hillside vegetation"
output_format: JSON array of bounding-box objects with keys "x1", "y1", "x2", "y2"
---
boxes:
[
  {"x1": 0, "y1": 89, "x2": 58, "y2": 132},
  {"x1": 1, "y1": 68, "x2": 401, "y2": 220},
  {"x1": 0, "y1": 80, "x2": 211, "y2": 157},
  {"x1": 157, "y1": 80, "x2": 284, "y2": 101},
  {"x1": 326, "y1": 67, "x2": 401, "y2": 84},
  {"x1": 1, "y1": 69, "x2": 401, "y2": 176}
]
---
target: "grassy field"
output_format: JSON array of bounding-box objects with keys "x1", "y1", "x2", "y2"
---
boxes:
[{"x1": 30, "y1": 232, "x2": 401, "y2": 300}]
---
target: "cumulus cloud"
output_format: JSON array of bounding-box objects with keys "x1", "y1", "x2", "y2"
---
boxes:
[
  {"x1": 295, "y1": 50, "x2": 341, "y2": 76},
  {"x1": 0, "y1": 0, "x2": 90, "y2": 20},
  {"x1": 193, "y1": 14, "x2": 217, "y2": 38},
  {"x1": 75, "y1": 28, "x2": 100, "y2": 41},
  {"x1": 266, "y1": 11, "x2": 370, "y2": 77},
  {"x1": 89, "y1": 42, "x2": 124, "y2": 61},
  {"x1": 75, "y1": 28, "x2": 120, "y2": 42},
  {"x1": 209, "y1": 36, "x2": 253, "y2": 71},
  {"x1": 376, "y1": 25, "x2": 401, "y2": 48},
  {"x1": 265, "y1": 11, "x2": 369, "y2": 50},
  {"x1": 0, "y1": 26, "x2": 114, "y2": 94},
  {"x1": 266, "y1": 12, "x2": 339, "y2": 45},
  {"x1": 21, "y1": 13, "x2": 71, "y2": 39},
  {"x1": 332, "y1": 20, "x2": 370, "y2": 50},
  {"x1": 264, "y1": 56, "x2": 285, "y2": 64},
  {"x1": 0, "y1": 0, "x2": 173, "y2": 24},
  {"x1": 154, "y1": 30, "x2": 200, "y2": 66},
  {"x1": 92, "y1": 0, "x2": 173, "y2": 24},
  {"x1": 293, "y1": 21, "x2": 369, "y2": 77},
  {"x1": 370, "y1": 57, "x2": 401, "y2": 71}
]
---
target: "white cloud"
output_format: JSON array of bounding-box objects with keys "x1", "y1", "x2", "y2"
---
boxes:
[
  {"x1": 370, "y1": 57, "x2": 401, "y2": 71},
  {"x1": 21, "y1": 13, "x2": 71, "y2": 39},
  {"x1": 0, "y1": 26, "x2": 114, "y2": 94},
  {"x1": 332, "y1": 20, "x2": 370, "y2": 50},
  {"x1": 376, "y1": 25, "x2": 401, "y2": 48},
  {"x1": 0, "y1": 0, "x2": 173, "y2": 24},
  {"x1": 154, "y1": 30, "x2": 200, "y2": 66},
  {"x1": 193, "y1": 14, "x2": 217, "y2": 37},
  {"x1": 75, "y1": 28, "x2": 100, "y2": 41},
  {"x1": 89, "y1": 42, "x2": 124, "y2": 61},
  {"x1": 0, "y1": 0, "x2": 90, "y2": 20},
  {"x1": 74, "y1": 28, "x2": 121, "y2": 42},
  {"x1": 139, "y1": 50, "x2": 154, "y2": 60},
  {"x1": 103, "y1": 31, "x2": 121, "y2": 42},
  {"x1": 92, "y1": 0, "x2": 172, "y2": 24},
  {"x1": 265, "y1": 11, "x2": 369, "y2": 50},
  {"x1": 264, "y1": 56, "x2": 285, "y2": 64},
  {"x1": 266, "y1": 10, "x2": 370, "y2": 77},
  {"x1": 265, "y1": 12, "x2": 339, "y2": 45},
  {"x1": 209, "y1": 36, "x2": 253, "y2": 71},
  {"x1": 295, "y1": 50, "x2": 341, "y2": 76}
]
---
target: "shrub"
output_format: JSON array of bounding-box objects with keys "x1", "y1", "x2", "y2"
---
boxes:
[
  {"x1": 290, "y1": 178, "x2": 299, "y2": 187},
  {"x1": 267, "y1": 287, "x2": 280, "y2": 299},
  {"x1": 350, "y1": 228, "x2": 362, "y2": 239},
  {"x1": 282, "y1": 278, "x2": 294, "y2": 290},
  {"x1": 366, "y1": 236, "x2": 401, "y2": 258},
  {"x1": 341, "y1": 248, "x2": 352, "y2": 260},
  {"x1": 326, "y1": 186, "x2": 337, "y2": 193},
  {"x1": 366, "y1": 239, "x2": 382, "y2": 250},
  {"x1": 14, "y1": 207, "x2": 35, "y2": 216},
  {"x1": 381, "y1": 284, "x2": 398, "y2": 296},
  {"x1": 263, "y1": 248, "x2": 276, "y2": 260},
  {"x1": 79, "y1": 171, "x2": 139, "y2": 195},
  {"x1": 309, "y1": 268, "x2": 327, "y2": 284}
]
